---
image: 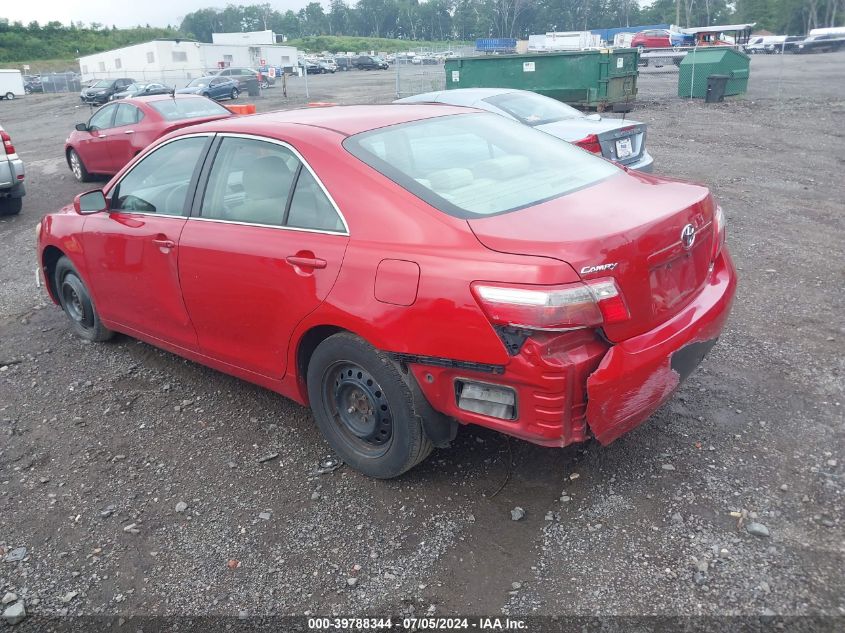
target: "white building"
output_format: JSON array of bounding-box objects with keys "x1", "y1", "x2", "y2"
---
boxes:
[{"x1": 78, "y1": 33, "x2": 298, "y2": 87}]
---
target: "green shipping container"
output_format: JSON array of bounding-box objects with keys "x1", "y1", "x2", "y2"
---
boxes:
[
  {"x1": 677, "y1": 47, "x2": 750, "y2": 98},
  {"x1": 444, "y1": 49, "x2": 639, "y2": 110}
]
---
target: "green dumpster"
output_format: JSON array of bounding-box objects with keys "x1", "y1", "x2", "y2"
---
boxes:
[
  {"x1": 444, "y1": 49, "x2": 639, "y2": 110},
  {"x1": 677, "y1": 47, "x2": 750, "y2": 99}
]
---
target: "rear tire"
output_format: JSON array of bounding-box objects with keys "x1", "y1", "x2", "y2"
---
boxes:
[
  {"x1": 68, "y1": 149, "x2": 92, "y2": 183},
  {"x1": 54, "y1": 257, "x2": 114, "y2": 342},
  {"x1": 0, "y1": 197, "x2": 23, "y2": 216},
  {"x1": 307, "y1": 333, "x2": 433, "y2": 479}
]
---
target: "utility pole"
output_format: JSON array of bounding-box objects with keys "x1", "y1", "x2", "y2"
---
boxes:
[{"x1": 676, "y1": 0, "x2": 680, "y2": 27}]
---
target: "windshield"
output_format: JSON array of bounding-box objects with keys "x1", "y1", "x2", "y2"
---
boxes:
[
  {"x1": 484, "y1": 92, "x2": 584, "y2": 126},
  {"x1": 187, "y1": 78, "x2": 210, "y2": 87},
  {"x1": 151, "y1": 97, "x2": 229, "y2": 121},
  {"x1": 91, "y1": 80, "x2": 110, "y2": 88},
  {"x1": 344, "y1": 113, "x2": 618, "y2": 218}
]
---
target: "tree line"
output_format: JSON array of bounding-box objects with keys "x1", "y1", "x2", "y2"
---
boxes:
[{"x1": 1, "y1": 0, "x2": 842, "y2": 64}]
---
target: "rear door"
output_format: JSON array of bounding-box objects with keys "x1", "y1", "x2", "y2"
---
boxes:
[
  {"x1": 78, "y1": 104, "x2": 118, "y2": 174},
  {"x1": 178, "y1": 134, "x2": 349, "y2": 378}
]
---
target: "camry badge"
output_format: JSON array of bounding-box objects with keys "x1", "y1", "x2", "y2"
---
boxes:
[
  {"x1": 580, "y1": 262, "x2": 618, "y2": 275},
  {"x1": 681, "y1": 223, "x2": 696, "y2": 250}
]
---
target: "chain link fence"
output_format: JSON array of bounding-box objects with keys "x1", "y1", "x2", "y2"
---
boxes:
[{"x1": 394, "y1": 45, "x2": 476, "y2": 98}]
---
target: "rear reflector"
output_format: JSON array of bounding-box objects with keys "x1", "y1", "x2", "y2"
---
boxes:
[
  {"x1": 472, "y1": 278, "x2": 629, "y2": 332},
  {"x1": 456, "y1": 380, "x2": 516, "y2": 420}
]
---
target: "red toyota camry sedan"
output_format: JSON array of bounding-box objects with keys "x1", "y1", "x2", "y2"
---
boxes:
[
  {"x1": 37, "y1": 105, "x2": 737, "y2": 478},
  {"x1": 65, "y1": 94, "x2": 232, "y2": 182}
]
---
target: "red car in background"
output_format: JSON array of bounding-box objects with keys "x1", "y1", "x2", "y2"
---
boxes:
[
  {"x1": 631, "y1": 29, "x2": 673, "y2": 49},
  {"x1": 38, "y1": 105, "x2": 736, "y2": 479},
  {"x1": 65, "y1": 95, "x2": 232, "y2": 182}
]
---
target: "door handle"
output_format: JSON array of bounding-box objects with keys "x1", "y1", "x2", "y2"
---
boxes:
[
  {"x1": 286, "y1": 255, "x2": 327, "y2": 270},
  {"x1": 124, "y1": 130, "x2": 135, "y2": 134},
  {"x1": 152, "y1": 238, "x2": 176, "y2": 249}
]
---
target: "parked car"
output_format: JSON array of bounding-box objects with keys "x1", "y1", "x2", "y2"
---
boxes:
[
  {"x1": 80, "y1": 78, "x2": 136, "y2": 105},
  {"x1": 772, "y1": 35, "x2": 804, "y2": 53},
  {"x1": 319, "y1": 60, "x2": 338, "y2": 73},
  {"x1": 64, "y1": 95, "x2": 232, "y2": 182},
  {"x1": 110, "y1": 82, "x2": 174, "y2": 100},
  {"x1": 631, "y1": 29, "x2": 672, "y2": 49},
  {"x1": 300, "y1": 60, "x2": 325, "y2": 74},
  {"x1": 175, "y1": 76, "x2": 240, "y2": 101},
  {"x1": 355, "y1": 55, "x2": 389, "y2": 70},
  {"x1": 23, "y1": 75, "x2": 43, "y2": 94},
  {"x1": 38, "y1": 104, "x2": 735, "y2": 478},
  {"x1": 0, "y1": 122, "x2": 25, "y2": 215},
  {"x1": 335, "y1": 56, "x2": 354, "y2": 71},
  {"x1": 796, "y1": 33, "x2": 845, "y2": 53},
  {"x1": 396, "y1": 88, "x2": 654, "y2": 172},
  {"x1": 213, "y1": 67, "x2": 272, "y2": 89}
]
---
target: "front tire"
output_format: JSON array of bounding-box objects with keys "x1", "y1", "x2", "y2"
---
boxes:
[
  {"x1": 68, "y1": 149, "x2": 91, "y2": 183},
  {"x1": 230, "y1": 88, "x2": 239, "y2": 100},
  {"x1": 54, "y1": 257, "x2": 114, "y2": 342},
  {"x1": 307, "y1": 333, "x2": 433, "y2": 479},
  {"x1": 4, "y1": 92, "x2": 14, "y2": 100}
]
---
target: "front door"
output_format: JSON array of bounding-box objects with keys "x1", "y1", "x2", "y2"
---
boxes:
[
  {"x1": 83, "y1": 134, "x2": 212, "y2": 349},
  {"x1": 105, "y1": 102, "x2": 143, "y2": 172},
  {"x1": 78, "y1": 103, "x2": 117, "y2": 174},
  {"x1": 178, "y1": 135, "x2": 349, "y2": 378}
]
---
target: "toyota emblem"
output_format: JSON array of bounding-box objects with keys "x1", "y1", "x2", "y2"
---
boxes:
[{"x1": 680, "y1": 223, "x2": 696, "y2": 250}]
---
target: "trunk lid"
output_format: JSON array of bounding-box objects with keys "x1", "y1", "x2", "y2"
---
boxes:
[
  {"x1": 467, "y1": 171, "x2": 716, "y2": 341},
  {"x1": 536, "y1": 117, "x2": 647, "y2": 168}
]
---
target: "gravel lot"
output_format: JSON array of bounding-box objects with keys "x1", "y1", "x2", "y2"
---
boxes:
[{"x1": 1, "y1": 52, "x2": 843, "y2": 628}]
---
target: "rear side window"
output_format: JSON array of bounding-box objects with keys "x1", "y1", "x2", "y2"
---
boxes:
[
  {"x1": 344, "y1": 113, "x2": 619, "y2": 218},
  {"x1": 200, "y1": 136, "x2": 345, "y2": 232},
  {"x1": 151, "y1": 97, "x2": 229, "y2": 121},
  {"x1": 114, "y1": 104, "x2": 142, "y2": 126}
]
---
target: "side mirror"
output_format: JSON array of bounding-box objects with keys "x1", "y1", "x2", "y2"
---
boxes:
[
  {"x1": 74, "y1": 190, "x2": 108, "y2": 215},
  {"x1": 75, "y1": 123, "x2": 89, "y2": 132}
]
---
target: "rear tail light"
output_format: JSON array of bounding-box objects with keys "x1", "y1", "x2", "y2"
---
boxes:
[
  {"x1": 471, "y1": 279, "x2": 629, "y2": 332},
  {"x1": 1, "y1": 131, "x2": 14, "y2": 155},
  {"x1": 712, "y1": 205, "x2": 726, "y2": 260},
  {"x1": 574, "y1": 134, "x2": 602, "y2": 154}
]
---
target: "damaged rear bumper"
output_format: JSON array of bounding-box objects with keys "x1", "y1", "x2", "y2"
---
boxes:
[{"x1": 585, "y1": 249, "x2": 737, "y2": 444}]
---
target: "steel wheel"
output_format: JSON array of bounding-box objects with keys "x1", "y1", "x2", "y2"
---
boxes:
[
  {"x1": 323, "y1": 361, "x2": 393, "y2": 457},
  {"x1": 61, "y1": 277, "x2": 93, "y2": 330}
]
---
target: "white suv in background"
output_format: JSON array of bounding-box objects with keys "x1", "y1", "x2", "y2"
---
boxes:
[{"x1": 0, "y1": 123, "x2": 25, "y2": 216}]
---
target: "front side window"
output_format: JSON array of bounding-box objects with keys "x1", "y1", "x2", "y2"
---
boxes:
[
  {"x1": 110, "y1": 136, "x2": 208, "y2": 215},
  {"x1": 89, "y1": 104, "x2": 117, "y2": 130},
  {"x1": 344, "y1": 113, "x2": 619, "y2": 218}
]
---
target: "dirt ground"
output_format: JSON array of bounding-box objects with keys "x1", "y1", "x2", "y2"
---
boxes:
[{"x1": 0, "y1": 52, "x2": 843, "y2": 628}]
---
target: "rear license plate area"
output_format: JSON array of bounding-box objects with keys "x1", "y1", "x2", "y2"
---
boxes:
[{"x1": 616, "y1": 137, "x2": 633, "y2": 158}]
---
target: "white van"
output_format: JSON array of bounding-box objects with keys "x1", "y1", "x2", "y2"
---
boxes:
[
  {"x1": 0, "y1": 70, "x2": 26, "y2": 100},
  {"x1": 746, "y1": 35, "x2": 786, "y2": 53}
]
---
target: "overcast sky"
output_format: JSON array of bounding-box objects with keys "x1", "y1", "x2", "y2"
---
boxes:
[{"x1": 2, "y1": 0, "x2": 314, "y2": 29}]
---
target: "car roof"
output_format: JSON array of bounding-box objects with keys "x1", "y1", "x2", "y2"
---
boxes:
[
  {"x1": 184, "y1": 104, "x2": 478, "y2": 137},
  {"x1": 125, "y1": 94, "x2": 210, "y2": 105},
  {"x1": 397, "y1": 88, "x2": 518, "y2": 106}
]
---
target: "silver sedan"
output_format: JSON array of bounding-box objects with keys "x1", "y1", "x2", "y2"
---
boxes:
[{"x1": 395, "y1": 88, "x2": 654, "y2": 172}]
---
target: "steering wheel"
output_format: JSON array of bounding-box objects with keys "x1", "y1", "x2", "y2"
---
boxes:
[
  {"x1": 118, "y1": 194, "x2": 155, "y2": 213},
  {"x1": 163, "y1": 183, "x2": 189, "y2": 214}
]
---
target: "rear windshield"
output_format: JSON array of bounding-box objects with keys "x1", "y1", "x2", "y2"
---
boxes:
[
  {"x1": 484, "y1": 92, "x2": 584, "y2": 125},
  {"x1": 343, "y1": 113, "x2": 618, "y2": 218},
  {"x1": 151, "y1": 97, "x2": 229, "y2": 121}
]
